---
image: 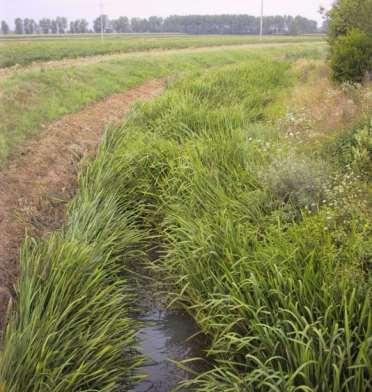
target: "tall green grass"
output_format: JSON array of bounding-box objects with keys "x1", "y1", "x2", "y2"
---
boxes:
[
  {"x1": 0, "y1": 133, "x2": 149, "y2": 390},
  {"x1": 1, "y1": 57, "x2": 370, "y2": 391},
  {"x1": 103, "y1": 60, "x2": 369, "y2": 390}
]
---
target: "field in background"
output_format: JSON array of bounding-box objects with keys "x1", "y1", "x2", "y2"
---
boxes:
[
  {"x1": 0, "y1": 34, "x2": 325, "y2": 68},
  {"x1": 0, "y1": 33, "x2": 187, "y2": 40}
]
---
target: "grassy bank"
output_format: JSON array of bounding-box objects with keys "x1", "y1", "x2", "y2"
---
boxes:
[
  {"x1": 0, "y1": 135, "x2": 148, "y2": 391},
  {"x1": 113, "y1": 61, "x2": 371, "y2": 391},
  {"x1": 0, "y1": 42, "x2": 325, "y2": 165},
  {"x1": 0, "y1": 34, "x2": 324, "y2": 68},
  {"x1": 0, "y1": 57, "x2": 294, "y2": 390},
  {"x1": 1, "y1": 54, "x2": 370, "y2": 390}
]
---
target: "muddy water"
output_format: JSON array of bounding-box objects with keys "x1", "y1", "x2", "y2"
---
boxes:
[{"x1": 128, "y1": 277, "x2": 207, "y2": 392}]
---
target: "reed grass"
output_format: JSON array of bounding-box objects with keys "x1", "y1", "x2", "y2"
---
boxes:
[
  {"x1": 0, "y1": 133, "x2": 149, "y2": 391},
  {"x1": 118, "y1": 60, "x2": 370, "y2": 390},
  {"x1": 1, "y1": 56, "x2": 370, "y2": 391}
]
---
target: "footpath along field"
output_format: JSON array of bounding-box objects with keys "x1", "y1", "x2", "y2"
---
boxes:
[{"x1": 0, "y1": 40, "x2": 370, "y2": 391}]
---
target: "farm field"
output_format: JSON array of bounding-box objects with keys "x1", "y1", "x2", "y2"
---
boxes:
[
  {"x1": 0, "y1": 35, "x2": 371, "y2": 392},
  {"x1": 0, "y1": 33, "x2": 186, "y2": 40},
  {"x1": 0, "y1": 41, "x2": 325, "y2": 165},
  {"x1": 0, "y1": 33, "x2": 325, "y2": 68}
]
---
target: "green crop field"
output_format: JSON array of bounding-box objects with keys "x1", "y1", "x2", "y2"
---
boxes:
[
  {"x1": 0, "y1": 25, "x2": 370, "y2": 392},
  {"x1": 0, "y1": 34, "x2": 325, "y2": 68}
]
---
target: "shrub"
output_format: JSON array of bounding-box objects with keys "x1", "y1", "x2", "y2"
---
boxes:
[
  {"x1": 330, "y1": 29, "x2": 372, "y2": 82},
  {"x1": 262, "y1": 152, "x2": 330, "y2": 212}
]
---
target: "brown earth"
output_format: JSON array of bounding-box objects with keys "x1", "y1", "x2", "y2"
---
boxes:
[{"x1": 0, "y1": 79, "x2": 164, "y2": 331}]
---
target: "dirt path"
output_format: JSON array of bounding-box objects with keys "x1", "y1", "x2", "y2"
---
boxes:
[
  {"x1": 0, "y1": 41, "x2": 325, "y2": 81},
  {"x1": 0, "y1": 79, "x2": 164, "y2": 330}
]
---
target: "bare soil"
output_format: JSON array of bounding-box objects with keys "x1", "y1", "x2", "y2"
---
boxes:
[{"x1": 0, "y1": 79, "x2": 164, "y2": 330}]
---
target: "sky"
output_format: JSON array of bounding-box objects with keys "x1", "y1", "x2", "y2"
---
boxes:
[{"x1": 0, "y1": 0, "x2": 335, "y2": 26}]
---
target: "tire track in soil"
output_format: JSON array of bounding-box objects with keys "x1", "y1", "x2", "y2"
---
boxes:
[{"x1": 0, "y1": 79, "x2": 164, "y2": 331}]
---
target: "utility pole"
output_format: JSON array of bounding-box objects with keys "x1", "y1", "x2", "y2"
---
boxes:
[
  {"x1": 100, "y1": 0, "x2": 104, "y2": 40},
  {"x1": 260, "y1": 0, "x2": 263, "y2": 40}
]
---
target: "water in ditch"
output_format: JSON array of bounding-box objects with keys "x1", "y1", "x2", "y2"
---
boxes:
[{"x1": 127, "y1": 275, "x2": 208, "y2": 392}]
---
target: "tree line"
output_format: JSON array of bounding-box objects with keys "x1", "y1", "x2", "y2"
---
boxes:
[{"x1": 1, "y1": 14, "x2": 320, "y2": 35}]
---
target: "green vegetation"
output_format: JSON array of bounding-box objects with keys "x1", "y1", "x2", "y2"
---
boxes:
[
  {"x1": 113, "y1": 61, "x2": 371, "y2": 391},
  {"x1": 0, "y1": 34, "x2": 324, "y2": 68},
  {"x1": 0, "y1": 149, "x2": 145, "y2": 391},
  {"x1": 1, "y1": 53, "x2": 370, "y2": 391},
  {"x1": 330, "y1": 29, "x2": 372, "y2": 82},
  {"x1": 327, "y1": 0, "x2": 372, "y2": 82},
  {"x1": 327, "y1": 0, "x2": 372, "y2": 41},
  {"x1": 0, "y1": 43, "x2": 326, "y2": 165},
  {"x1": 2, "y1": 14, "x2": 320, "y2": 36}
]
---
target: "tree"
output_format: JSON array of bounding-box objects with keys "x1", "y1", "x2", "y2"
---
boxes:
[
  {"x1": 131, "y1": 17, "x2": 149, "y2": 33},
  {"x1": 148, "y1": 16, "x2": 163, "y2": 33},
  {"x1": 12, "y1": 13, "x2": 320, "y2": 37},
  {"x1": 24, "y1": 18, "x2": 36, "y2": 34},
  {"x1": 112, "y1": 16, "x2": 130, "y2": 33},
  {"x1": 69, "y1": 21, "x2": 75, "y2": 34},
  {"x1": 1, "y1": 21, "x2": 9, "y2": 34},
  {"x1": 56, "y1": 17, "x2": 68, "y2": 34},
  {"x1": 161, "y1": 14, "x2": 318, "y2": 35},
  {"x1": 50, "y1": 19, "x2": 58, "y2": 34},
  {"x1": 70, "y1": 19, "x2": 89, "y2": 34},
  {"x1": 289, "y1": 16, "x2": 317, "y2": 35},
  {"x1": 14, "y1": 18, "x2": 24, "y2": 34},
  {"x1": 327, "y1": 0, "x2": 372, "y2": 42},
  {"x1": 78, "y1": 19, "x2": 89, "y2": 33},
  {"x1": 327, "y1": 0, "x2": 372, "y2": 81},
  {"x1": 39, "y1": 18, "x2": 51, "y2": 34},
  {"x1": 93, "y1": 15, "x2": 110, "y2": 33}
]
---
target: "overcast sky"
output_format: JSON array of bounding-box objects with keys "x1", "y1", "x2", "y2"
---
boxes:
[{"x1": 1, "y1": 0, "x2": 335, "y2": 25}]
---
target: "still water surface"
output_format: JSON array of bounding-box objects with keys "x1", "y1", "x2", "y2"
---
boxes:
[{"x1": 128, "y1": 277, "x2": 207, "y2": 392}]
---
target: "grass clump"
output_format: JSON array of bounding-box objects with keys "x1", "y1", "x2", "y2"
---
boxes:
[{"x1": 262, "y1": 152, "x2": 330, "y2": 212}]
